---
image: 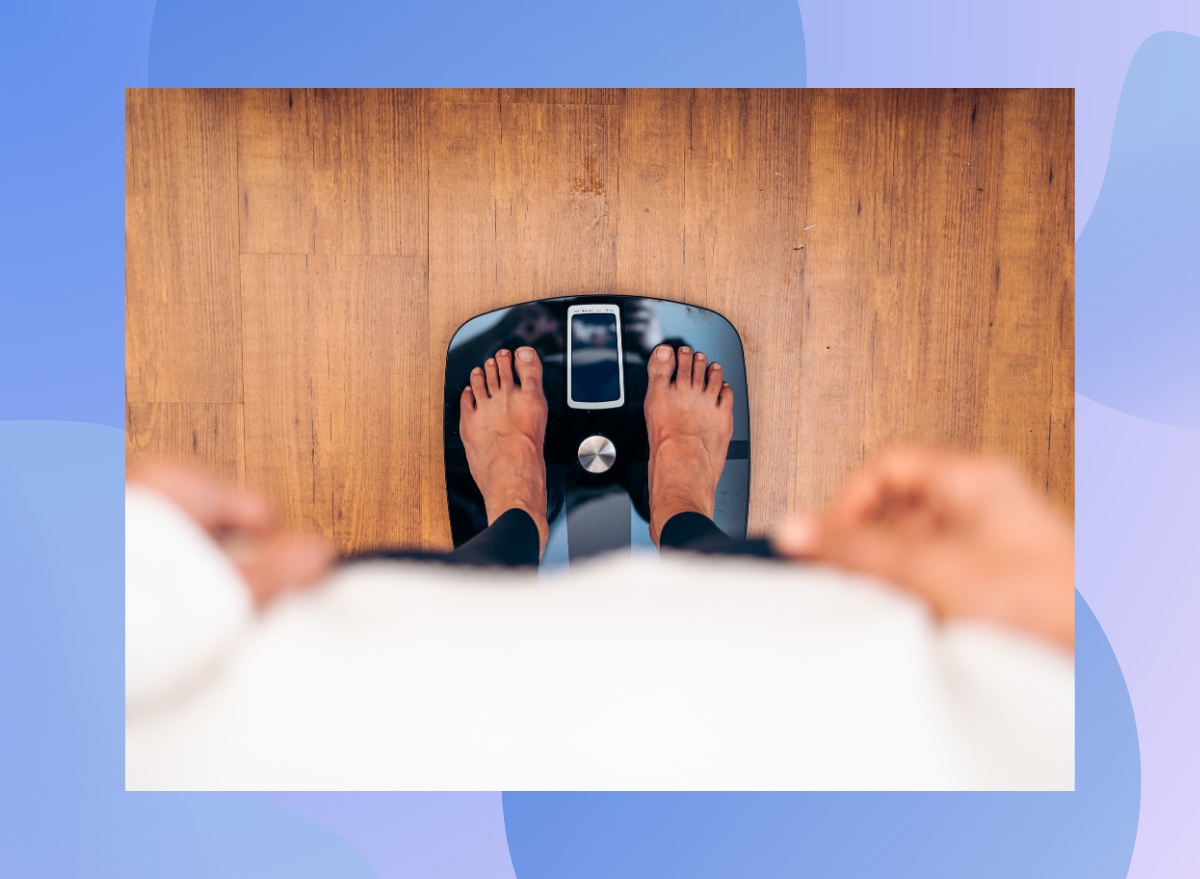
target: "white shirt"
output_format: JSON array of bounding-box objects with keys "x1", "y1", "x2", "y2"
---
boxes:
[{"x1": 126, "y1": 487, "x2": 1073, "y2": 791}]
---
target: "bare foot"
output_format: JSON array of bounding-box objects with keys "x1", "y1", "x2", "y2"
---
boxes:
[
  {"x1": 460, "y1": 347, "x2": 550, "y2": 554},
  {"x1": 645, "y1": 344, "x2": 735, "y2": 546}
]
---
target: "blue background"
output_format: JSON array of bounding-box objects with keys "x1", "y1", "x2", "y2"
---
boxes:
[{"x1": 2, "y1": 1, "x2": 1198, "y2": 875}]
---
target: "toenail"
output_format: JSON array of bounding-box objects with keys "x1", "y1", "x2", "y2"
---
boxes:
[
  {"x1": 487, "y1": 358, "x2": 495, "y2": 366},
  {"x1": 712, "y1": 363, "x2": 721, "y2": 369},
  {"x1": 696, "y1": 353, "x2": 705, "y2": 360},
  {"x1": 680, "y1": 346, "x2": 691, "y2": 353},
  {"x1": 655, "y1": 346, "x2": 671, "y2": 362},
  {"x1": 498, "y1": 349, "x2": 510, "y2": 357},
  {"x1": 472, "y1": 367, "x2": 482, "y2": 375},
  {"x1": 517, "y1": 347, "x2": 535, "y2": 362}
]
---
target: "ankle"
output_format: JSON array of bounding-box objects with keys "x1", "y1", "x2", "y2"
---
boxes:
[
  {"x1": 649, "y1": 493, "x2": 713, "y2": 546},
  {"x1": 487, "y1": 494, "x2": 549, "y2": 553}
]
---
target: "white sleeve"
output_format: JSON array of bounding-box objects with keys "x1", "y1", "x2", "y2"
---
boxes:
[{"x1": 125, "y1": 485, "x2": 255, "y2": 710}]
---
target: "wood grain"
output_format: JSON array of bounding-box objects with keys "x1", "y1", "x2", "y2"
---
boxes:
[
  {"x1": 126, "y1": 403, "x2": 244, "y2": 484},
  {"x1": 238, "y1": 253, "x2": 326, "y2": 534},
  {"x1": 317, "y1": 255, "x2": 429, "y2": 552},
  {"x1": 985, "y1": 89, "x2": 1075, "y2": 513},
  {"x1": 239, "y1": 253, "x2": 429, "y2": 551},
  {"x1": 503, "y1": 88, "x2": 622, "y2": 105},
  {"x1": 493, "y1": 98, "x2": 619, "y2": 300},
  {"x1": 126, "y1": 89, "x2": 242, "y2": 403},
  {"x1": 127, "y1": 88, "x2": 1075, "y2": 552},
  {"x1": 238, "y1": 89, "x2": 318, "y2": 255},
  {"x1": 426, "y1": 88, "x2": 499, "y2": 104},
  {"x1": 426, "y1": 98, "x2": 502, "y2": 347},
  {"x1": 684, "y1": 89, "x2": 811, "y2": 531},
  {"x1": 615, "y1": 89, "x2": 689, "y2": 296},
  {"x1": 425, "y1": 97, "x2": 503, "y2": 547},
  {"x1": 311, "y1": 89, "x2": 426, "y2": 256}
]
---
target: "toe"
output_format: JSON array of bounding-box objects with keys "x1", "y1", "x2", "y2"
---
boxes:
[
  {"x1": 495, "y1": 349, "x2": 514, "y2": 390},
  {"x1": 514, "y1": 346, "x2": 543, "y2": 390},
  {"x1": 460, "y1": 385, "x2": 477, "y2": 412},
  {"x1": 718, "y1": 381, "x2": 734, "y2": 408},
  {"x1": 676, "y1": 346, "x2": 694, "y2": 387},
  {"x1": 706, "y1": 362, "x2": 723, "y2": 397},
  {"x1": 692, "y1": 351, "x2": 708, "y2": 388},
  {"x1": 647, "y1": 344, "x2": 674, "y2": 383},
  {"x1": 484, "y1": 357, "x2": 500, "y2": 396},
  {"x1": 470, "y1": 366, "x2": 488, "y2": 400}
]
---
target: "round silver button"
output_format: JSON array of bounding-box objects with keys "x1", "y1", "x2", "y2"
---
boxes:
[{"x1": 577, "y1": 435, "x2": 617, "y2": 473}]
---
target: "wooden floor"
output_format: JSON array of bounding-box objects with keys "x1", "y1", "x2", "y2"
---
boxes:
[{"x1": 126, "y1": 88, "x2": 1074, "y2": 553}]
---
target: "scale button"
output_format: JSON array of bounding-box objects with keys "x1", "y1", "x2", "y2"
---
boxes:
[{"x1": 577, "y1": 435, "x2": 617, "y2": 473}]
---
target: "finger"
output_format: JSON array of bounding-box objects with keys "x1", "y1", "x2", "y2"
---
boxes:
[
  {"x1": 859, "y1": 448, "x2": 999, "y2": 529},
  {"x1": 935, "y1": 455, "x2": 1011, "y2": 517},
  {"x1": 816, "y1": 511, "x2": 919, "y2": 589},
  {"x1": 832, "y1": 447, "x2": 935, "y2": 526},
  {"x1": 237, "y1": 533, "x2": 336, "y2": 608},
  {"x1": 772, "y1": 515, "x2": 822, "y2": 558},
  {"x1": 129, "y1": 460, "x2": 276, "y2": 536}
]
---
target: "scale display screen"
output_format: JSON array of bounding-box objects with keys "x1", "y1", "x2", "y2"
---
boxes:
[{"x1": 569, "y1": 311, "x2": 622, "y2": 406}]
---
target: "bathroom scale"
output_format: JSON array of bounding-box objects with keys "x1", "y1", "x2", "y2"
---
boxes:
[{"x1": 443, "y1": 295, "x2": 750, "y2": 567}]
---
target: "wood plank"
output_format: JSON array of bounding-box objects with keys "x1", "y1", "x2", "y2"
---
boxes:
[
  {"x1": 614, "y1": 89, "x2": 689, "y2": 296},
  {"x1": 800, "y1": 88, "x2": 1073, "y2": 515},
  {"x1": 239, "y1": 253, "x2": 327, "y2": 535},
  {"x1": 856, "y1": 90, "x2": 993, "y2": 454},
  {"x1": 425, "y1": 98, "x2": 503, "y2": 548},
  {"x1": 240, "y1": 253, "x2": 429, "y2": 552},
  {"x1": 494, "y1": 100, "x2": 618, "y2": 300},
  {"x1": 239, "y1": 89, "x2": 428, "y2": 257},
  {"x1": 427, "y1": 99, "x2": 503, "y2": 339},
  {"x1": 791, "y1": 89, "x2": 876, "y2": 512},
  {"x1": 503, "y1": 88, "x2": 621, "y2": 105},
  {"x1": 983, "y1": 88, "x2": 1075, "y2": 512},
  {"x1": 126, "y1": 89, "x2": 242, "y2": 403},
  {"x1": 319, "y1": 255, "x2": 430, "y2": 553},
  {"x1": 311, "y1": 89, "x2": 427, "y2": 256},
  {"x1": 683, "y1": 89, "x2": 810, "y2": 531},
  {"x1": 238, "y1": 89, "x2": 317, "y2": 254},
  {"x1": 427, "y1": 88, "x2": 499, "y2": 104},
  {"x1": 126, "y1": 403, "x2": 244, "y2": 485}
]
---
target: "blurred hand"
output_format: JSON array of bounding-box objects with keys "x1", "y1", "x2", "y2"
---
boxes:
[
  {"x1": 128, "y1": 461, "x2": 335, "y2": 608},
  {"x1": 774, "y1": 448, "x2": 1074, "y2": 650}
]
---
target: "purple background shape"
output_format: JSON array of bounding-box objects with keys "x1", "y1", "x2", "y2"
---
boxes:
[
  {"x1": 262, "y1": 793, "x2": 516, "y2": 879},
  {"x1": 0, "y1": 0, "x2": 1198, "y2": 875},
  {"x1": 1076, "y1": 33, "x2": 1200, "y2": 427},
  {"x1": 1077, "y1": 394, "x2": 1200, "y2": 879}
]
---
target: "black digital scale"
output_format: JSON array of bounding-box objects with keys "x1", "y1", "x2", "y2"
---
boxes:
[{"x1": 443, "y1": 296, "x2": 750, "y2": 567}]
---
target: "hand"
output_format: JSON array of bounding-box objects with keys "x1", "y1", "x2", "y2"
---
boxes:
[
  {"x1": 128, "y1": 461, "x2": 334, "y2": 608},
  {"x1": 774, "y1": 448, "x2": 1074, "y2": 650}
]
